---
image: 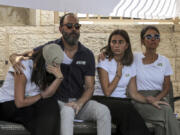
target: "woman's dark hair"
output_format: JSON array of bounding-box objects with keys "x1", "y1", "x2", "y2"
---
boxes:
[
  {"x1": 140, "y1": 25, "x2": 160, "y2": 40},
  {"x1": 101, "y1": 29, "x2": 133, "y2": 66},
  {"x1": 31, "y1": 48, "x2": 55, "y2": 90}
]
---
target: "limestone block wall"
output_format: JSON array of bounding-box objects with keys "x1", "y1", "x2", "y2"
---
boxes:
[
  {"x1": 0, "y1": 21, "x2": 180, "y2": 116},
  {"x1": 0, "y1": 6, "x2": 55, "y2": 26},
  {"x1": 0, "y1": 6, "x2": 30, "y2": 25}
]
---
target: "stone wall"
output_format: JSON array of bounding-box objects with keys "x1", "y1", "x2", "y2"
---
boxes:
[
  {"x1": 0, "y1": 9, "x2": 180, "y2": 116},
  {"x1": 0, "y1": 6, "x2": 30, "y2": 25}
]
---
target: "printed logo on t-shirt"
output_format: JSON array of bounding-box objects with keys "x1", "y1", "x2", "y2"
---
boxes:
[
  {"x1": 76, "y1": 61, "x2": 86, "y2": 65},
  {"x1": 125, "y1": 74, "x2": 130, "y2": 77},
  {"x1": 157, "y1": 63, "x2": 163, "y2": 67}
]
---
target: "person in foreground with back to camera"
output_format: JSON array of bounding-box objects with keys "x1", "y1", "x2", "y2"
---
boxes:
[
  {"x1": 92, "y1": 29, "x2": 162, "y2": 135},
  {"x1": 132, "y1": 25, "x2": 180, "y2": 135},
  {"x1": 9, "y1": 12, "x2": 111, "y2": 135},
  {"x1": 0, "y1": 43, "x2": 64, "y2": 135}
]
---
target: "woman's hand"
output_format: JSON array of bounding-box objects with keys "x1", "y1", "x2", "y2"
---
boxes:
[
  {"x1": 46, "y1": 64, "x2": 63, "y2": 79},
  {"x1": 41, "y1": 63, "x2": 63, "y2": 99},
  {"x1": 146, "y1": 96, "x2": 158, "y2": 104},
  {"x1": 97, "y1": 52, "x2": 106, "y2": 62},
  {"x1": 116, "y1": 62, "x2": 123, "y2": 78},
  {"x1": 151, "y1": 100, "x2": 169, "y2": 109},
  {"x1": 146, "y1": 95, "x2": 169, "y2": 109}
]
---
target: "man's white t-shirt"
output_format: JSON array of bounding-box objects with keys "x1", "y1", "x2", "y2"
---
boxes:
[
  {"x1": 94, "y1": 58, "x2": 136, "y2": 98},
  {"x1": 62, "y1": 52, "x2": 72, "y2": 64},
  {"x1": 0, "y1": 60, "x2": 40, "y2": 103},
  {"x1": 134, "y1": 53, "x2": 173, "y2": 91}
]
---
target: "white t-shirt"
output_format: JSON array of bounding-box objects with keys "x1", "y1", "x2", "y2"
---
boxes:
[
  {"x1": 134, "y1": 52, "x2": 173, "y2": 91},
  {"x1": 0, "y1": 60, "x2": 40, "y2": 103},
  {"x1": 62, "y1": 52, "x2": 72, "y2": 64},
  {"x1": 94, "y1": 58, "x2": 136, "y2": 98}
]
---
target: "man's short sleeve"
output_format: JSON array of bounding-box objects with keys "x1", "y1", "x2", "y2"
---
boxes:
[{"x1": 85, "y1": 51, "x2": 95, "y2": 76}]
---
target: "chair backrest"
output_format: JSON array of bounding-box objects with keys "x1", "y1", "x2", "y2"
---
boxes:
[{"x1": 167, "y1": 81, "x2": 174, "y2": 111}]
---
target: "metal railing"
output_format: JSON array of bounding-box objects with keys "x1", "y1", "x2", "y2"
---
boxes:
[{"x1": 55, "y1": 12, "x2": 180, "y2": 24}]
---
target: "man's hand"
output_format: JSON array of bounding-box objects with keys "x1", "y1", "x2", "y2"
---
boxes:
[
  {"x1": 66, "y1": 76, "x2": 94, "y2": 115},
  {"x1": 9, "y1": 51, "x2": 33, "y2": 74},
  {"x1": 66, "y1": 101, "x2": 83, "y2": 114},
  {"x1": 9, "y1": 54, "x2": 28, "y2": 74},
  {"x1": 151, "y1": 100, "x2": 169, "y2": 109},
  {"x1": 97, "y1": 52, "x2": 106, "y2": 62}
]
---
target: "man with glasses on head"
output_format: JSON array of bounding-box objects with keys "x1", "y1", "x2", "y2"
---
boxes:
[{"x1": 9, "y1": 13, "x2": 111, "y2": 135}]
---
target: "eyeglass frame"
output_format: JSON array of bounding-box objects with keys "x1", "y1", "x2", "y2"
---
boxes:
[
  {"x1": 144, "y1": 34, "x2": 160, "y2": 40},
  {"x1": 62, "y1": 23, "x2": 81, "y2": 30}
]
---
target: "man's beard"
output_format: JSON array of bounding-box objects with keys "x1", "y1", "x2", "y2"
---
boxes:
[{"x1": 62, "y1": 30, "x2": 80, "y2": 46}]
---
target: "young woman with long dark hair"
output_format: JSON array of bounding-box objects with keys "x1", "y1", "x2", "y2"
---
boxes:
[
  {"x1": 93, "y1": 29, "x2": 152, "y2": 135},
  {"x1": 0, "y1": 44, "x2": 63, "y2": 135}
]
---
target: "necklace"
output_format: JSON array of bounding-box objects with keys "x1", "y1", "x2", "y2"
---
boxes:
[{"x1": 142, "y1": 53, "x2": 158, "y2": 64}]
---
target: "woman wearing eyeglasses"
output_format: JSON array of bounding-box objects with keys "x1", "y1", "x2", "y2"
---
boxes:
[{"x1": 132, "y1": 25, "x2": 180, "y2": 135}]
